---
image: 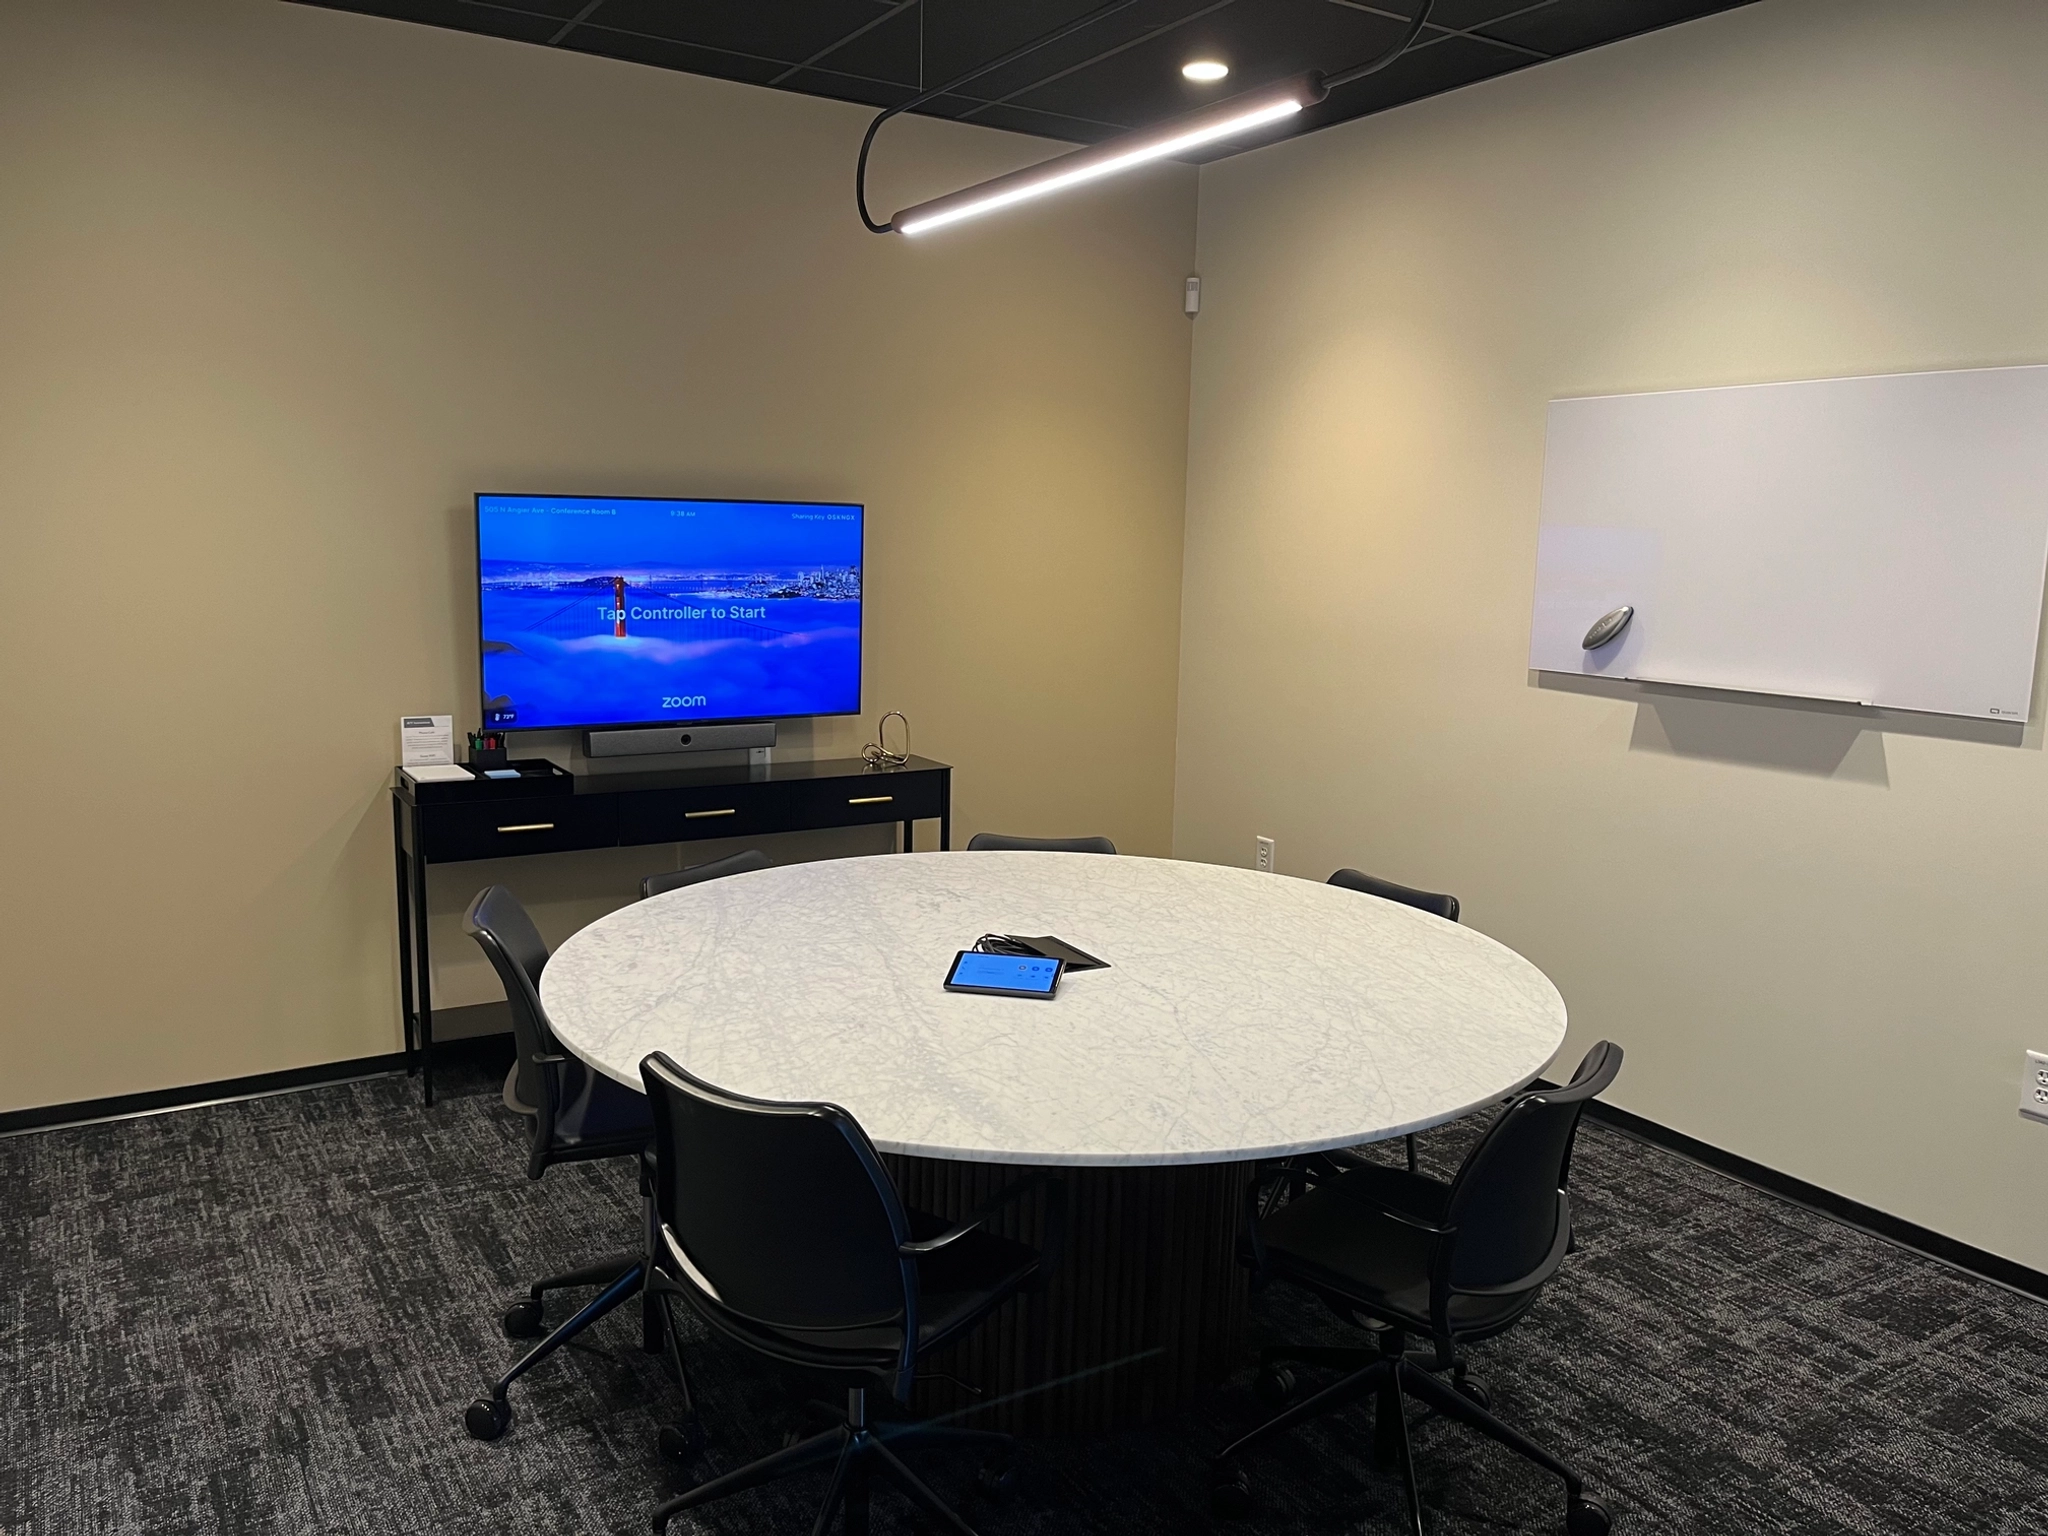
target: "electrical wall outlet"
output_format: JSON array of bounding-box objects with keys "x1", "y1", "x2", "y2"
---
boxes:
[
  {"x1": 1255, "y1": 835, "x2": 1275, "y2": 874},
  {"x1": 2023, "y1": 1050, "x2": 2048, "y2": 1124}
]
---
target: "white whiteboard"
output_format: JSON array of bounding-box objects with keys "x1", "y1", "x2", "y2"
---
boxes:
[{"x1": 1529, "y1": 365, "x2": 2048, "y2": 722}]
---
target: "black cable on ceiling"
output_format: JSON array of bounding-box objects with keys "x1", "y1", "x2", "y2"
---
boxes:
[
  {"x1": 1321, "y1": 0, "x2": 1435, "y2": 90},
  {"x1": 855, "y1": 0, "x2": 1144, "y2": 234}
]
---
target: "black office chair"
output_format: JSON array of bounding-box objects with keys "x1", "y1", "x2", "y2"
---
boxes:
[
  {"x1": 461, "y1": 886, "x2": 677, "y2": 1444},
  {"x1": 496, "y1": 851, "x2": 770, "y2": 1118},
  {"x1": 640, "y1": 847, "x2": 770, "y2": 900},
  {"x1": 1327, "y1": 868, "x2": 1461, "y2": 1174},
  {"x1": 639, "y1": 1051, "x2": 1062, "y2": 1536},
  {"x1": 1327, "y1": 867, "x2": 1459, "y2": 923},
  {"x1": 966, "y1": 832, "x2": 1117, "y2": 854},
  {"x1": 1214, "y1": 1041, "x2": 1623, "y2": 1536}
]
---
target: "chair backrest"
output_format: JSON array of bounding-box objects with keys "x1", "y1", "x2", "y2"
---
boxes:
[
  {"x1": 1441, "y1": 1041, "x2": 1622, "y2": 1293},
  {"x1": 1327, "y1": 867, "x2": 1459, "y2": 923},
  {"x1": 468, "y1": 884, "x2": 585, "y2": 1171},
  {"x1": 466, "y1": 884, "x2": 648, "y2": 1174},
  {"x1": 641, "y1": 848, "x2": 770, "y2": 900},
  {"x1": 463, "y1": 885, "x2": 556, "y2": 1124},
  {"x1": 966, "y1": 832, "x2": 1118, "y2": 855},
  {"x1": 640, "y1": 1051, "x2": 915, "y2": 1337}
]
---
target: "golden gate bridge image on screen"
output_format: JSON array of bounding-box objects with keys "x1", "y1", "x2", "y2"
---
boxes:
[{"x1": 517, "y1": 575, "x2": 803, "y2": 645}]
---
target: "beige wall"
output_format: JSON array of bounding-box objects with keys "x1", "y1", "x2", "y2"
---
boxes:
[
  {"x1": 0, "y1": 0, "x2": 1195, "y2": 1111},
  {"x1": 1177, "y1": 0, "x2": 2048, "y2": 1269}
]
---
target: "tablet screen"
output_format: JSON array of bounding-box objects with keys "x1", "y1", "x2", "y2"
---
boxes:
[{"x1": 947, "y1": 951, "x2": 1062, "y2": 996}]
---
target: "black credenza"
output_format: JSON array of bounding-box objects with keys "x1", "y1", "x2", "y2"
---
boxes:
[{"x1": 391, "y1": 754, "x2": 951, "y2": 1103}]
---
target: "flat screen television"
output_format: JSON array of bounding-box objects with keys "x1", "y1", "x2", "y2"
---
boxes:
[{"x1": 475, "y1": 493, "x2": 863, "y2": 732}]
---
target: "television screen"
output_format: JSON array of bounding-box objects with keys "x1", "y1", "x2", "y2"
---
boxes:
[{"x1": 475, "y1": 494, "x2": 862, "y2": 731}]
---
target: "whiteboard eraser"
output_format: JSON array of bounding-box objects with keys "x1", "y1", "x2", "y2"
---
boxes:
[{"x1": 1582, "y1": 605, "x2": 1634, "y2": 650}]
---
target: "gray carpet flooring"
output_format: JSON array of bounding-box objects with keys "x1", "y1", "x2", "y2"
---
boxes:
[{"x1": 4, "y1": 1050, "x2": 2046, "y2": 1536}]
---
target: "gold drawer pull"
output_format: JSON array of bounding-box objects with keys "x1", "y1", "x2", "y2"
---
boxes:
[
  {"x1": 848, "y1": 795, "x2": 894, "y2": 805},
  {"x1": 684, "y1": 808, "x2": 737, "y2": 819},
  {"x1": 497, "y1": 822, "x2": 555, "y2": 833}
]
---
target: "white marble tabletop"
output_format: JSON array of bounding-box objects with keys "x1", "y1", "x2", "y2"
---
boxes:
[{"x1": 539, "y1": 852, "x2": 1567, "y2": 1168}]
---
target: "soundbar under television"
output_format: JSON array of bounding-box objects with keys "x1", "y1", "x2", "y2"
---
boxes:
[{"x1": 476, "y1": 494, "x2": 863, "y2": 733}]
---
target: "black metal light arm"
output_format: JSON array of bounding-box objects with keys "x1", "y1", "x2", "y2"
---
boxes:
[{"x1": 856, "y1": 0, "x2": 1142, "y2": 233}]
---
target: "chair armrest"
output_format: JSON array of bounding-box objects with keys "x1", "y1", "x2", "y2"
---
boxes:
[
  {"x1": 899, "y1": 1171, "x2": 1056, "y2": 1256},
  {"x1": 1373, "y1": 1206, "x2": 1456, "y2": 1238},
  {"x1": 1307, "y1": 1152, "x2": 1456, "y2": 1231},
  {"x1": 532, "y1": 1053, "x2": 567, "y2": 1066}
]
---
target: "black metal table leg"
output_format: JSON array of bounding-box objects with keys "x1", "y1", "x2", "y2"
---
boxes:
[
  {"x1": 409, "y1": 799, "x2": 434, "y2": 1106},
  {"x1": 392, "y1": 793, "x2": 417, "y2": 1067}
]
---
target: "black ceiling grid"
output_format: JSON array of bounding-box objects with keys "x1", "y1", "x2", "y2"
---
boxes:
[{"x1": 293, "y1": 0, "x2": 1761, "y2": 158}]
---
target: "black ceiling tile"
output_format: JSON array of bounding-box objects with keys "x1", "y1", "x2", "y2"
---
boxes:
[
  {"x1": 932, "y1": 97, "x2": 1135, "y2": 141},
  {"x1": 913, "y1": 0, "x2": 1162, "y2": 94},
  {"x1": 1420, "y1": 0, "x2": 1567, "y2": 33},
  {"x1": 792, "y1": 4, "x2": 924, "y2": 97},
  {"x1": 1299, "y1": 28, "x2": 1531, "y2": 124},
  {"x1": 299, "y1": 0, "x2": 572, "y2": 44},
  {"x1": 1309, "y1": 0, "x2": 1548, "y2": 65},
  {"x1": 991, "y1": 0, "x2": 1410, "y2": 139},
  {"x1": 452, "y1": 0, "x2": 589, "y2": 21},
  {"x1": 555, "y1": 28, "x2": 798, "y2": 90},
  {"x1": 291, "y1": 0, "x2": 1772, "y2": 157},
  {"x1": 915, "y1": 0, "x2": 1240, "y2": 114},
  {"x1": 577, "y1": 0, "x2": 879, "y2": 60},
  {"x1": 1480, "y1": 0, "x2": 1758, "y2": 59}
]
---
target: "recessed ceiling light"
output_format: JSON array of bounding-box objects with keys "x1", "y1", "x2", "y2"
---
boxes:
[{"x1": 1182, "y1": 60, "x2": 1229, "y2": 83}]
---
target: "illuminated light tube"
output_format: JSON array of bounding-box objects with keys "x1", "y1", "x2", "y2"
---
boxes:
[{"x1": 891, "y1": 72, "x2": 1327, "y2": 237}]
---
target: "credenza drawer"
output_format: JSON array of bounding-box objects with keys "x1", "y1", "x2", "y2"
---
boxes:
[
  {"x1": 610, "y1": 770, "x2": 946, "y2": 844},
  {"x1": 776, "y1": 771, "x2": 948, "y2": 830},
  {"x1": 419, "y1": 797, "x2": 618, "y2": 863},
  {"x1": 613, "y1": 784, "x2": 780, "y2": 844}
]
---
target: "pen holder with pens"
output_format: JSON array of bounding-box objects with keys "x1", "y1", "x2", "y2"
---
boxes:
[{"x1": 468, "y1": 730, "x2": 510, "y2": 768}]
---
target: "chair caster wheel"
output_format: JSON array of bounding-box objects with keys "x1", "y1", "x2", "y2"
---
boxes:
[
  {"x1": 1253, "y1": 1365, "x2": 1296, "y2": 1408},
  {"x1": 975, "y1": 1454, "x2": 1019, "y2": 1504},
  {"x1": 1454, "y1": 1375, "x2": 1492, "y2": 1412},
  {"x1": 1209, "y1": 1460, "x2": 1251, "y2": 1518},
  {"x1": 974, "y1": 1453, "x2": 1019, "y2": 1504},
  {"x1": 502, "y1": 1299, "x2": 544, "y2": 1338},
  {"x1": 465, "y1": 1396, "x2": 511, "y2": 1441},
  {"x1": 659, "y1": 1417, "x2": 708, "y2": 1463},
  {"x1": 1567, "y1": 1495, "x2": 1612, "y2": 1535}
]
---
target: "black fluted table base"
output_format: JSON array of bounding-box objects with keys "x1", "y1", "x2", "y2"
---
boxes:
[{"x1": 884, "y1": 1154, "x2": 1254, "y2": 1435}]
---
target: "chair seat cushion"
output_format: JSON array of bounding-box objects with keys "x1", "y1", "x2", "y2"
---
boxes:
[
  {"x1": 553, "y1": 1067, "x2": 653, "y2": 1151},
  {"x1": 684, "y1": 1207, "x2": 1041, "y2": 1375},
  {"x1": 903, "y1": 1208, "x2": 1043, "y2": 1353},
  {"x1": 1260, "y1": 1166, "x2": 1530, "y2": 1339}
]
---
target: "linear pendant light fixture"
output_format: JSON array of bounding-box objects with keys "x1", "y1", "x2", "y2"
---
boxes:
[
  {"x1": 856, "y1": 1, "x2": 1434, "y2": 238},
  {"x1": 892, "y1": 74, "x2": 1324, "y2": 237}
]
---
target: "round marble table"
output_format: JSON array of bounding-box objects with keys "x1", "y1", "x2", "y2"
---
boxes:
[{"x1": 541, "y1": 851, "x2": 1567, "y2": 1431}]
